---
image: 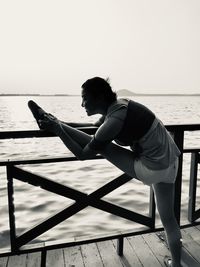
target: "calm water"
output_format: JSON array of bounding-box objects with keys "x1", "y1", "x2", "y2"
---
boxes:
[{"x1": 0, "y1": 95, "x2": 200, "y2": 248}]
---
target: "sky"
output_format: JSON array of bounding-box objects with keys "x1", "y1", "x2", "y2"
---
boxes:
[{"x1": 0, "y1": 0, "x2": 200, "y2": 95}]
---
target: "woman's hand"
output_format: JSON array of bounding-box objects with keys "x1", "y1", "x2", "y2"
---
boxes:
[{"x1": 39, "y1": 114, "x2": 62, "y2": 135}]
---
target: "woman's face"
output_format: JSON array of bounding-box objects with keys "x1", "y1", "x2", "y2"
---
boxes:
[{"x1": 81, "y1": 89, "x2": 98, "y2": 116}]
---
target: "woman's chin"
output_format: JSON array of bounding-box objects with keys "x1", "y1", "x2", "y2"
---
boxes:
[
  {"x1": 86, "y1": 110, "x2": 91, "y2": 116},
  {"x1": 85, "y1": 109, "x2": 97, "y2": 116},
  {"x1": 85, "y1": 109, "x2": 94, "y2": 116}
]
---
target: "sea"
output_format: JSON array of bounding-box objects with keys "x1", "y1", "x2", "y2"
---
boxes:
[{"x1": 0, "y1": 95, "x2": 200, "y2": 249}]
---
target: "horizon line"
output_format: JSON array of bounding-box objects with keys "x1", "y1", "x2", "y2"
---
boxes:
[{"x1": 0, "y1": 93, "x2": 200, "y2": 97}]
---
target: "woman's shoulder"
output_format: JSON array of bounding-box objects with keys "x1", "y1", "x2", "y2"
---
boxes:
[
  {"x1": 107, "y1": 98, "x2": 129, "y2": 114},
  {"x1": 105, "y1": 98, "x2": 129, "y2": 120}
]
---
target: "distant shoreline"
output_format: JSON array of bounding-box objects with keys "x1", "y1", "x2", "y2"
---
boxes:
[
  {"x1": 0, "y1": 94, "x2": 79, "y2": 97},
  {"x1": 116, "y1": 89, "x2": 200, "y2": 97},
  {"x1": 0, "y1": 93, "x2": 199, "y2": 97}
]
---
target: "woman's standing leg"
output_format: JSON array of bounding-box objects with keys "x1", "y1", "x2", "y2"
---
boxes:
[{"x1": 153, "y1": 182, "x2": 182, "y2": 267}]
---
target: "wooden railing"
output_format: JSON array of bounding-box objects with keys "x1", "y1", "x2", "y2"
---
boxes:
[{"x1": 0, "y1": 124, "x2": 200, "y2": 258}]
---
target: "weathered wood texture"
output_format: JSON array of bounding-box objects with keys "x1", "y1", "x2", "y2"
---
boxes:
[
  {"x1": 1, "y1": 227, "x2": 200, "y2": 266},
  {"x1": 5, "y1": 252, "x2": 41, "y2": 267}
]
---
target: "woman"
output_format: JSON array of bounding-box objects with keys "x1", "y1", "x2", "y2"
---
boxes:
[{"x1": 28, "y1": 77, "x2": 182, "y2": 267}]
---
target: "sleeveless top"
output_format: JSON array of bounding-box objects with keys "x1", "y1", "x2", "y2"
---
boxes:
[
  {"x1": 114, "y1": 100, "x2": 155, "y2": 145},
  {"x1": 88, "y1": 98, "x2": 180, "y2": 170}
]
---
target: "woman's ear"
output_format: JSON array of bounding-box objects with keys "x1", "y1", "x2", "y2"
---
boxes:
[{"x1": 97, "y1": 94, "x2": 107, "y2": 105}]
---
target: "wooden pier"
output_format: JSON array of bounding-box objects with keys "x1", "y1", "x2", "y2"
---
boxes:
[{"x1": 0, "y1": 226, "x2": 200, "y2": 266}]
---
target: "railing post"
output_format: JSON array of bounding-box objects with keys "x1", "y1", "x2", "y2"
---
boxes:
[
  {"x1": 117, "y1": 236, "x2": 124, "y2": 256},
  {"x1": 41, "y1": 249, "x2": 47, "y2": 267},
  {"x1": 149, "y1": 186, "x2": 156, "y2": 229},
  {"x1": 172, "y1": 129, "x2": 184, "y2": 225},
  {"x1": 7, "y1": 165, "x2": 17, "y2": 252},
  {"x1": 188, "y1": 152, "x2": 200, "y2": 222}
]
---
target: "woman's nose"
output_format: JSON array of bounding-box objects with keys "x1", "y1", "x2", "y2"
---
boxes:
[{"x1": 81, "y1": 101, "x2": 85, "y2": 107}]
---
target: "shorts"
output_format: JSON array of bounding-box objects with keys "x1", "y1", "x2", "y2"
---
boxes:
[
  {"x1": 134, "y1": 157, "x2": 179, "y2": 186},
  {"x1": 137, "y1": 118, "x2": 180, "y2": 170}
]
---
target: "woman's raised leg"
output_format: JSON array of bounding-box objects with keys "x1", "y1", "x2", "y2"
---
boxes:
[
  {"x1": 58, "y1": 122, "x2": 138, "y2": 178},
  {"x1": 60, "y1": 122, "x2": 92, "y2": 146}
]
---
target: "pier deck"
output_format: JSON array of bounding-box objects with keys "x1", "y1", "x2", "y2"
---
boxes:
[{"x1": 0, "y1": 225, "x2": 200, "y2": 267}]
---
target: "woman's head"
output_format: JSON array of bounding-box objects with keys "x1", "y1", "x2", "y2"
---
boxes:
[
  {"x1": 81, "y1": 77, "x2": 117, "y2": 116},
  {"x1": 81, "y1": 77, "x2": 117, "y2": 104}
]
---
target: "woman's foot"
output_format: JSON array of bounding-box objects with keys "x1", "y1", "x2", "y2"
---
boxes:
[
  {"x1": 164, "y1": 256, "x2": 182, "y2": 267},
  {"x1": 28, "y1": 100, "x2": 47, "y2": 129},
  {"x1": 39, "y1": 113, "x2": 62, "y2": 134},
  {"x1": 164, "y1": 256, "x2": 172, "y2": 267}
]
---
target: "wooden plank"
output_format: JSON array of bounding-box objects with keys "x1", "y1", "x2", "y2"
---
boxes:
[
  {"x1": 7, "y1": 254, "x2": 27, "y2": 267},
  {"x1": 143, "y1": 233, "x2": 170, "y2": 267},
  {"x1": 112, "y1": 238, "x2": 143, "y2": 267},
  {"x1": 0, "y1": 257, "x2": 8, "y2": 267},
  {"x1": 97, "y1": 240, "x2": 123, "y2": 267},
  {"x1": 154, "y1": 237, "x2": 200, "y2": 267},
  {"x1": 81, "y1": 243, "x2": 103, "y2": 267},
  {"x1": 63, "y1": 246, "x2": 84, "y2": 267},
  {"x1": 155, "y1": 230, "x2": 200, "y2": 267},
  {"x1": 46, "y1": 249, "x2": 65, "y2": 267},
  {"x1": 27, "y1": 252, "x2": 41, "y2": 267},
  {"x1": 181, "y1": 248, "x2": 200, "y2": 267},
  {"x1": 181, "y1": 228, "x2": 200, "y2": 262},
  {"x1": 184, "y1": 226, "x2": 200, "y2": 245},
  {"x1": 195, "y1": 225, "x2": 200, "y2": 233},
  {"x1": 127, "y1": 235, "x2": 162, "y2": 267}
]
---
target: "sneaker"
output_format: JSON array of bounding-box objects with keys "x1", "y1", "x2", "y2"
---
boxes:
[
  {"x1": 28, "y1": 100, "x2": 47, "y2": 129},
  {"x1": 164, "y1": 256, "x2": 172, "y2": 267}
]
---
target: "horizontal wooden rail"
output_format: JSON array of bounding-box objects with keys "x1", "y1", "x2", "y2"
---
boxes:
[
  {"x1": 0, "y1": 123, "x2": 200, "y2": 140},
  {"x1": 0, "y1": 155, "x2": 104, "y2": 167},
  {"x1": 0, "y1": 127, "x2": 96, "y2": 139}
]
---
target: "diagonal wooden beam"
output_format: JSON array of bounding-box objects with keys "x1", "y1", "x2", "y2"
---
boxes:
[
  {"x1": 15, "y1": 198, "x2": 153, "y2": 249},
  {"x1": 11, "y1": 166, "x2": 133, "y2": 201},
  {"x1": 16, "y1": 201, "x2": 88, "y2": 248},
  {"x1": 92, "y1": 199, "x2": 153, "y2": 227},
  {"x1": 8, "y1": 165, "x2": 154, "y2": 249},
  {"x1": 10, "y1": 165, "x2": 85, "y2": 201}
]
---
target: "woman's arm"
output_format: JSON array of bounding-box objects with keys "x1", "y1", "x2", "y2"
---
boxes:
[
  {"x1": 57, "y1": 114, "x2": 126, "y2": 160},
  {"x1": 60, "y1": 115, "x2": 105, "y2": 128},
  {"x1": 39, "y1": 112, "x2": 124, "y2": 160},
  {"x1": 61, "y1": 121, "x2": 95, "y2": 127}
]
